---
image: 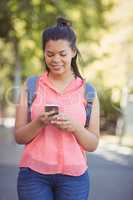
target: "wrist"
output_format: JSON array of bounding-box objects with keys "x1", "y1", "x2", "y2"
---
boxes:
[{"x1": 34, "y1": 117, "x2": 44, "y2": 129}]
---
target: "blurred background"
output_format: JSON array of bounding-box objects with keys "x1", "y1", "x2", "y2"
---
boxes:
[{"x1": 0, "y1": 0, "x2": 133, "y2": 200}]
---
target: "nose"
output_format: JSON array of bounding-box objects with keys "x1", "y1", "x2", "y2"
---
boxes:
[{"x1": 52, "y1": 54, "x2": 61, "y2": 63}]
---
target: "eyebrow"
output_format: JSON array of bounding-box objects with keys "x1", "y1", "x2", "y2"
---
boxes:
[{"x1": 46, "y1": 50, "x2": 66, "y2": 54}]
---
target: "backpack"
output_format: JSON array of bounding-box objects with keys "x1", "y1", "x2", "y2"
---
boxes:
[{"x1": 27, "y1": 76, "x2": 96, "y2": 127}]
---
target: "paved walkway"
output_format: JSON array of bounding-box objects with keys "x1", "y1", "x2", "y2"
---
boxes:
[
  {"x1": 88, "y1": 136, "x2": 133, "y2": 200},
  {"x1": 0, "y1": 127, "x2": 133, "y2": 200}
]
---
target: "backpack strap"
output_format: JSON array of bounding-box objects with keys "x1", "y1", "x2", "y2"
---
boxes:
[
  {"x1": 27, "y1": 76, "x2": 39, "y2": 122},
  {"x1": 84, "y1": 82, "x2": 96, "y2": 128}
]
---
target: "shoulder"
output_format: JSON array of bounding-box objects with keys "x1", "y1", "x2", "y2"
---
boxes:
[
  {"x1": 26, "y1": 76, "x2": 39, "y2": 90},
  {"x1": 85, "y1": 82, "x2": 96, "y2": 91},
  {"x1": 84, "y1": 81, "x2": 99, "y2": 112},
  {"x1": 84, "y1": 82, "x2": 96, "y2": 101}
]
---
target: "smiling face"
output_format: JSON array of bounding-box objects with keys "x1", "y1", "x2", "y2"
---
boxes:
[{"x1": 44, "y1": 39, "x2": 76, "y2": 76}]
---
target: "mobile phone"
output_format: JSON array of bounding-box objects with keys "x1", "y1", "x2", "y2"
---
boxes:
[{"x1": 45, "y1": 104, "x2": 59, "y2": 116}]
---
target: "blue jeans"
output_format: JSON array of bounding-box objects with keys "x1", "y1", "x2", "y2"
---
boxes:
[{"x1": 17, "y1": 167, "x2": 90, "y2": 200}]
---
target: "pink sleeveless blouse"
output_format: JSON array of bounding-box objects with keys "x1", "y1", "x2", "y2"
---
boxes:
[{"x1": 19, "y1": 72, "x2": 88, "y2": 176}]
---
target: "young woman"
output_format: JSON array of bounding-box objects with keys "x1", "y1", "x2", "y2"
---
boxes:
[{"x1": 15, "y1": 17, "x2": 100, "y2": 200}]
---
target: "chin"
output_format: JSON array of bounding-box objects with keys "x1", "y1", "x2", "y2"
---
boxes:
[{"x1": 51, "y1": 69, "x2": 65, "y2": 75}]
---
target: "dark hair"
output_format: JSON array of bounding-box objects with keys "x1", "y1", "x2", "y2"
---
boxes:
[{"x1": 42, "y1": 17, "x2": 83, "y2": 79}]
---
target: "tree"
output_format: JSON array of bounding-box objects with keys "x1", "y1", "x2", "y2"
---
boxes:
[{"x1": 0, "y1": 0, "x2": 116, "y2": 113}]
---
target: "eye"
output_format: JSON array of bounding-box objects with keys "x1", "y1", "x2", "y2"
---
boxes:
[
  {"x1": 47, "y1": 54, "x2": 54, "y2": 57},
  {"x1": 60, "y1": 53, "x2": 67, "y2": 57}
]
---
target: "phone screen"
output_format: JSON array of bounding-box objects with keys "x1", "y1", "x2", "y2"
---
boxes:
[{"x1": 45, "y1": 105, "x2": 59, "y2": 116}]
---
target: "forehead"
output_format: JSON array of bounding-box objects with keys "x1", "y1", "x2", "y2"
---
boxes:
[{"x1": 45, "y1": 39, "x2": 71, "y2": 52}]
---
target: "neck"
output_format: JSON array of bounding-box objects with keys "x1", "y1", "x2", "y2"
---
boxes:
[{"x1": 48, "y1": 71, "x2": 75, "y2": 82}]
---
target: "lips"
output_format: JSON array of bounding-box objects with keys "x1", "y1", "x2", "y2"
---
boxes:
[
  {"x1": 51, "y1": 65, "x2": 63, "y2": 70},
  {"x1": 51, "y1": 65, "x2": 63, "y2": 67}
]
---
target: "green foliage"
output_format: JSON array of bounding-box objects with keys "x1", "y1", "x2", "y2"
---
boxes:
[
  {"x1": 129, "y1": 88, "x2": 133, "y2": 94},
  {"x1": 0, "y1": 0, "x2": 116, "y2": 117},
  {"x1": 0, "y1": 0, "x2": 116, "y2": 80},
  {"x1": 98, "y1": 87, "x2": 121, "y2": 134}
]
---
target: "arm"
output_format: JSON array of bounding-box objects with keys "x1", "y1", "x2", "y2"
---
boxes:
[
  {"x1": 73, "y1": 94, "x2": 100, "y2": 152},
  {"x1": 51, "y1": 93, "x2": 100, "y2": 152},
  {"x1": 14, "y1": 82, "x2": 54, "y2": 144}
]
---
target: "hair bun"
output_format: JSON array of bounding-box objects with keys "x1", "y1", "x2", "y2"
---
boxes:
[{"x1": 57, "y1": 17, "x2": 72, "y2": 28}]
